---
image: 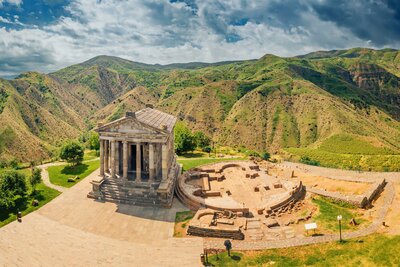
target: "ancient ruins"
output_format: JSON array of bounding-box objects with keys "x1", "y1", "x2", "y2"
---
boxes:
[
  {"x1": 88, "y1": 107, "x2": 180, "y2": 207},
  {"x1": 176, "y1": 160, "x2": 388, "y2": 242}
]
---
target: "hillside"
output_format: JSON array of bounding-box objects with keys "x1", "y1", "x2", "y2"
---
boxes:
[{"x1": 1, "y1": 48, "x2": 400, "y2": 169}]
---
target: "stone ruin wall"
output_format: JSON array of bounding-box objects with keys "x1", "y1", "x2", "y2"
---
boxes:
[
  {"x1": 307, "y1": 179, "x2": 386, "y2": 208},
  {"x1": 187, "y1": 209, "x2": 245, "y2": 240}
]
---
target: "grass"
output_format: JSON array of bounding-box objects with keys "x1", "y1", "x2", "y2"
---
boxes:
[
  {"x1": 83, "y1": 150, "x2": 99, "y2": 161},
  {"x1": 0, "y1": 168, "x2": 61, "y2": 227},
  {"x1": 312, "y1": 196, "x2": 366, "y2": 232},
  {"x1": 48, "y1": 159, "x2": 100, "y2": 188},
  {"x1": 286, "y1": 147, "x2": 400, "y2": 172},
  {"x1": 173, "y1": 210, "x2": 196, "y2": 237},
  {"x1": 319, "y1": 134, "x2": 395, "y2": 155},
  {"x1": 207, "y1": 234, "x2": 400, "y2": 266}
]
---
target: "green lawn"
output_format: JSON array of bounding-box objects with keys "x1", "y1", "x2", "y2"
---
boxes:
[
  {"x1": 207, "y1": 234, "x2": 400, "y2": 266},
  {"x1": 177, "y1": 157, "x2": 247, "y2": 172},
  {"x1": 83, "y1": 150, "x2": 99, "y2": 161},
  {"x1": 48, "y1": 159, "x2": 100, "y2": 188},
  {"x1": 312, "y1": 197, "x2": 366, "y2": 232},
  {"x1": 0, "y1": 168, "x2": 61, "y2": 227}
]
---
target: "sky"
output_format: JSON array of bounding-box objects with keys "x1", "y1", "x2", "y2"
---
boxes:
[{"x1": 0, "y1": 0, "x2": 400, "y2": 77}]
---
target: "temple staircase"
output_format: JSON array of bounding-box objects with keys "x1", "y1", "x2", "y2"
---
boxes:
[{"x1": 100, "y1": 178, "x2": 164, "y2": 206}]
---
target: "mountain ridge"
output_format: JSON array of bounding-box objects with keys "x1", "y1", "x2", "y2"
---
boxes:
[{"x1": 0, "y1": 48, "x2": 399, "y2": 169}]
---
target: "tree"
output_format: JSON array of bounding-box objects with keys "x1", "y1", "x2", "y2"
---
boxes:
[
  {"x1": 60, "y1": 141, "x2": 84, "y2": 165},
  {"x1": 0, "y1": 170, "x2": 27, "y2": 209},
  {"x1": 174, "y1": 122, "x2": 196, "y2": 154},
  {"x1": 30, "y1": 167, "x2": 42, "y2": 193},
  {"x1": 88, "y1": 132, "x2": 100, "y2": 151},
  {"x1": 193, "y1": 131, "x2": 211, "y2": 149}
]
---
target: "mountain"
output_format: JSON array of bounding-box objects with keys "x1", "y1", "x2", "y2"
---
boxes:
[{"x1": 1, "y1": 48, "x2": 400, "y2": 169}]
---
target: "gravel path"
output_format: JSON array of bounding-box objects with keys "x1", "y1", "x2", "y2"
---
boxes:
[
  {"x1": 38, "y1": 162, "x2": 69, "y2": 193},
  {"x1": 38, "y1": 158, "x2": 100, "y2": 193}
]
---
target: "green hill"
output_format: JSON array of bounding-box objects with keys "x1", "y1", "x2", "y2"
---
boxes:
[{"x1": 1, "y1": 48, "x2": 400, "y2": 170}]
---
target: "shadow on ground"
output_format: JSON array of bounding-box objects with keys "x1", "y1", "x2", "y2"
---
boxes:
[{"x1": 113, "y1": 198, "x2": 187, "y2": 223}]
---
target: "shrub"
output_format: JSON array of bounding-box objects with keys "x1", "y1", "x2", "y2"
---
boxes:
[
  {"x1": 193, "y1": 131, "x2": 211, "y2": 149},
  {"x1": 60, "y1": 141, "x2": 84, "y2": 165},
  {"x1": 174, "y1": 122, "x2": 196, "y2": 154},
  {"x1": 300, "y1": 156, "x2": 320, "y2": 166},
  {"x1": 202, "y1": 146, "x2": 212, "y2": 153},
  {"x1": 30, "y1": 167, "x2": 42, "y2": 193},
  {"x1": 261, "y1": 152, "x2": 271, "y2": 160},
  {"x1": 8, "y1": 158, "x2": 19, "y2": 169},
  {"x1": 246, "y1": 150, "x2": 260, "y2": 157}
]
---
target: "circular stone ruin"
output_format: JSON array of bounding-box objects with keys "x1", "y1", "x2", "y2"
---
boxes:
[{"x1": 176, "y1": 161, "x2": 305, "y2": 240}]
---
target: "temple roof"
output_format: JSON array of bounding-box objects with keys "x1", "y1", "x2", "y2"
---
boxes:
[
  {"x1": 135, "y1": 108, "x2": 177, "y2": 133},
  {"x1": 96, "y1": 107, "x2": 177, "y2": 133}
]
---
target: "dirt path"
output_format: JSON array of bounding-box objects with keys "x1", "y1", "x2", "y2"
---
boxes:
[
  {"x1": 38, "y1": 162, "x2": 69, "y2": 193},
  {"x1": 38, "y1": 158, "x2": 100, "y2": 193}
]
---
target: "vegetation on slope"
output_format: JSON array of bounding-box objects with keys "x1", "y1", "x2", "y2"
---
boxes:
[{"x1": 1, "y1": 48, "x2": 399, "y2": 171}]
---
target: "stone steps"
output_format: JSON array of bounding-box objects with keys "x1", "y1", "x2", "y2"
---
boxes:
[{"x1": 100, "y1": 179, "x2": 163, "y2": 206}]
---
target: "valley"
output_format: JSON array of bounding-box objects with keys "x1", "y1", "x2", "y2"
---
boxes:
[{"x1": 1, "y1": 48, "x2": 399, "y2": 171}]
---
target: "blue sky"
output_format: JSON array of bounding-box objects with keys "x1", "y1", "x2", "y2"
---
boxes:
[{"x1": 0, "y1": 0, "x2": 400, "y2": 77}]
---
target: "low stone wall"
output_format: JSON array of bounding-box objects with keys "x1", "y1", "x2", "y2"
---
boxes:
[
  {"x1": 365, "y1": 179, "x2": 386, "y2": 204},
  {"x1": 307, "y1": 179, "x2": 386, "y2": 209},
  {"x1": 264, "y1": 181, "x2": 305, "y2": 215},
  {"x1": 188, "y1": 225, "x2": 244, "y2": 240}
]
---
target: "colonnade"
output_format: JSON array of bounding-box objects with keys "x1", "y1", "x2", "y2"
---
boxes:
[{"x1": 99, "y1": 139, "x2": 170, "y2": 183}]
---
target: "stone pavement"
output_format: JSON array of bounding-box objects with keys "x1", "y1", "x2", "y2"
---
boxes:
[{"x1": 0, "y1": 169, "x2": 203, "y2": 266}]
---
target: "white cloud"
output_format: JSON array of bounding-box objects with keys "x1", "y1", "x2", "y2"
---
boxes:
[
  {"x1": 0, "y1": 0, "x2": 398, "y2": 76},
  {"x1": 0, "y1": 0, "x2": 22, "y2": 7}
]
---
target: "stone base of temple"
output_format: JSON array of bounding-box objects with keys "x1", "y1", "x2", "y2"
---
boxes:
[{"x1": 88, "y1": 161, "x2": 181, "y2": 208}]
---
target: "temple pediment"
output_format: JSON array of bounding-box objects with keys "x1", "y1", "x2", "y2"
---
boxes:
[{"x1": 97, "y1": 117, "x2": 165, "y2": 136}]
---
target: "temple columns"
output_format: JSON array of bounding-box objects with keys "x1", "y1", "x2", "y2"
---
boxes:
[
  {"x1": 136, "y1": 142, "x2": 141, "y2": 182},
  {"x1": 110, "y1": 140, "x2": 116, "y2": 178},
  {"x1": 149, "y1": 143, "x2": 155, "y2": 182},
  {"x1": 104, "y1": 140, "x2": 109, "y2": 173},
  {"x1": 122, "y1": 141, "x2": 128, "y2": 179},
  {"x1": 115, "y1": 141, "x2": 120, "y2": 176},
  {"x1": 162, "y1": 144, "x2": 168, "y2": 181},
  {"x1": 100, "y1": 140, "x2": 105, "y2": 176}
]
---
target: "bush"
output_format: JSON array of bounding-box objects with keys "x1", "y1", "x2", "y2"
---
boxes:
[
  {"x1": 300, "y1": 156, "x2": 320, "y2": 166},
  {"x1": 202, "y1": 146, "x2": 212, "y2": 153},
  {"x1": 261, "y1": 152, "x2": 271, "y2": 160},
  {"x1": 246, "y1": 150, "x2": 260, "y2": 157},
  {"x1": 60, "y1": 141, "x2": 84, "y2": 165},
  {"x1": 193, "y1": 131, "x2": 211, "y2": 149},
  {"x1": 8, "y1": 158, "x2": 19, "y2": 169},
  {"x1": 174, "y1": 122, "x2": 196, "y2": 154},
  {"x1": 30, "y1": 167, "x2": 42, "y2": 193}
]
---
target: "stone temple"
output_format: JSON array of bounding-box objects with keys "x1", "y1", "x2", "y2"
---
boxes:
[{"x1": 88, "y1": 107, "x2": 180, "y2": 207}]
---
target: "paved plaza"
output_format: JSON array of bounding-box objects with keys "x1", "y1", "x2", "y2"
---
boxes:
[{"x1": 0, "y1": 169, "x2": 203, "y2": 267}]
